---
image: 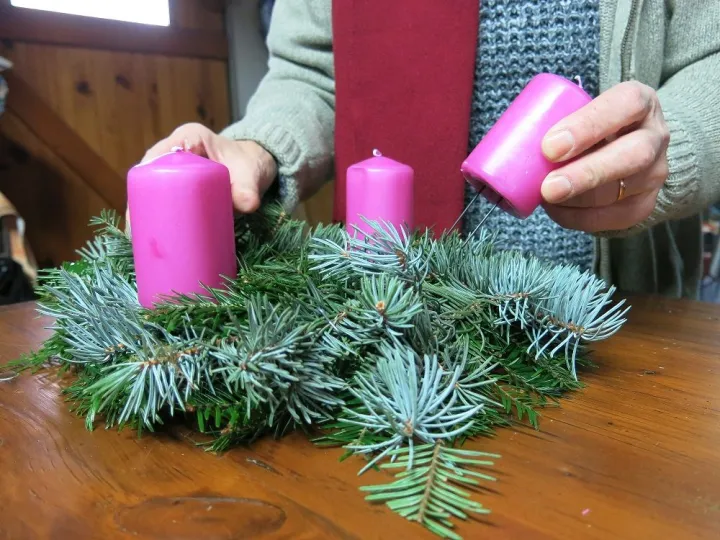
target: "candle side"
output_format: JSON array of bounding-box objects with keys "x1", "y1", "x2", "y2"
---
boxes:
[
  {"x1": 346, "y1": 153, "x2": 414, "y2": 239},
  {"x1": 128, "y1": 150, "x2": 237, "y2": 308},
  {"x1": 461, "y1": 73, "x2": 592, "y2": 219}
]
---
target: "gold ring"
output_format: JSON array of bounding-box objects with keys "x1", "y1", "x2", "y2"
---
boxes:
[{"x1": 617, "y1": 179, "x2": 627, "y2": 202}]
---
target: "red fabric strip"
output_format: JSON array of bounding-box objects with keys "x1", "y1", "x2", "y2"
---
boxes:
[{"x1": 332, "y1": 0, "x2": 479, "y2": 234}]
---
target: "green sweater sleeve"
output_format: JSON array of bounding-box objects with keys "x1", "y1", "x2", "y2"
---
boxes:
[
  {"x1": 220, "y1": 0, "x2": 334, "y2": 211},
  {"x1": 630, "y1": 1, "x2": 720, "y2": 231}
]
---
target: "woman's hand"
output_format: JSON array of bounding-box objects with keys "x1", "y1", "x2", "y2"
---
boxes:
[
  {"x1": 127, "y1": 123, "x2": 277, "y2": 227},
  {"x1": 540, "y1": 81, "x2": 670, "y2": 233}
]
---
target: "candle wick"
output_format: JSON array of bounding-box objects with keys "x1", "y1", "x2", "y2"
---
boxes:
[
  {"x1": 573, "y1": 75, "x2": 583, "y2": 89},
  {"x1": 372, "y1": 149, "x2": 382, "y2": 157}
]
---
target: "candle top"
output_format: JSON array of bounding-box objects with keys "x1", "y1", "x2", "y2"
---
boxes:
[
  {"x1": 532, "y1": 72, "x2": 592, "y2": 101},
  {"x1": 130, "y1": 147, "x2": 229, "y2": 174},
  {"x1": 349, "y1": 149, "x2": 414, "y2": 172}
]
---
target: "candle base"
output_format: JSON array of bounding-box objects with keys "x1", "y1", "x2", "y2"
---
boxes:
[{"x1": 460, "y1": 170, "x2": 524, "y2": 219}]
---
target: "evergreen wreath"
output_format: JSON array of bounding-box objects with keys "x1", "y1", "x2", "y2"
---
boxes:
[{"x1": 12, "y1": 204, "x2": 629, "y2": 539}]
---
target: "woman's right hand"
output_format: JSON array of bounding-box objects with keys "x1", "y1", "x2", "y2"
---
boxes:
[{"x1": 126, "y1": 123, "x2": 277, "y2": 230}]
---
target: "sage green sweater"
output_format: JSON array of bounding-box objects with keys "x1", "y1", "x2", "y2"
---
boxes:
[{"x1": 222, "y1": 0, "x2": 720, "y2": 299}]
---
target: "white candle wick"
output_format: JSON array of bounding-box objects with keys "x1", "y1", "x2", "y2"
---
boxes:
[
  {"x1": 574, "y1": 75, "x2": 584, "y2": 89},
  {"x1": 372, "y1": 149, "x2": 382, "y2": 157}
]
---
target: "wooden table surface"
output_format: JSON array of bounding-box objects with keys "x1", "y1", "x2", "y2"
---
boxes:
[{"x1": 1, "y1": 297, "x2": 719, "y2": 539}]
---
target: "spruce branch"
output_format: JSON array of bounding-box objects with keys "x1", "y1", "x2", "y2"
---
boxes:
[
  {"x1": 210, "y1": 294, "x2": 346, "y2": 425},
  {"x1": 442, "y1": 337, "x2": 500, "y2": 410},
  {"x1": 345, "y1": 274, "x2": 424, "y2": 338},
  {"x1": 78, "y1": 209, "x2": 135, "y2": 275},
  {"x1": 80, "y1": 337, "x2": 211, "y2": 430},
  {"x1": 360, "y1": 442, "x2": 499, "y2": 540},
  {"x1": 13, "y1": 200, "x2": 632, "y2": 540},
  {"x1": 527, "y1": 266, "x2": 629, "y2": 378},
  {"x1": 210, "y1": 295, "x2": 310, "y2": 419},
  {"x1": 342, "y1": 347, "x2": 482, "y2": 474},
  {"x1": 486, "y1": 252, "x2": 554, "y2": 327}
]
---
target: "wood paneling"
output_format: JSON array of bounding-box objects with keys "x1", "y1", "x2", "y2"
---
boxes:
[
  {"x1": 302, "y1": 181, "x2": 335, "y2": 226},
  {"x1": 0, "y1": 114, "x2": 110, "y2": 266},
  {"x1": 0, "y1": 0, "x2": 228, "y2": 59},
  {"x1": 0, "y1": 41, "x2": 229, "y2": 179},
  {"x1": 3, "y1": 72, "x2": 125, "y2": 211},
  {"x1": 0, "y1": 0, "x2": 230, "y2": 267},
  {"x1": 171, "y1": 0, "x2": 225, "y2": 31}
]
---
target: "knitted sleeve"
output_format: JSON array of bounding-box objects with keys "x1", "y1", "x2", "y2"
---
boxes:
[
  {"x1": 220, "y1": 0, "x2": 334, "y2": 211},
  {"x1": 611, "y1": 2, "x2": 720, "y2": 236}
]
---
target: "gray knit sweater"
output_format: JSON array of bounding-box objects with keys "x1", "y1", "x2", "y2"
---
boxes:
[
  {"x1": 224, "y1": 0, "x2": 720, "y2": 298},
  {"x1": 464, "y1": 0, "x2": 600, "y2": 270}
]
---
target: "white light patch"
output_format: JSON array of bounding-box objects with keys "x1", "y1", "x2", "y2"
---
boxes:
[{"x1": 10, "y1": 0, "x2": 170, "y2": 26}]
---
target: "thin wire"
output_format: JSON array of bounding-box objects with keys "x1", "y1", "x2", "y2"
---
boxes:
[
  {"x1": 450, "y1": 191, "x2": 482, "y2": 231},
  {"x1": 466, "y1": 200, "x2": 500, "y2": 241}
]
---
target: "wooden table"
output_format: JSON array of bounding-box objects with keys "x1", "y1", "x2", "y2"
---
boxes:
[{"x1": 1, "y1": 298, "x2": 719, "y2": 539}]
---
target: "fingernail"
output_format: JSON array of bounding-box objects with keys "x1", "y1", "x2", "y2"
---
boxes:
[
  {"x1": 543, "y1": 130, "x2": 575, "y2": 161},
  {"x1": 542, "y1": 175, "x2": 573, "y2": 203}
]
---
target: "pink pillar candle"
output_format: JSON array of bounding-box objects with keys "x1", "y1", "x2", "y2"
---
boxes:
[
  {"x1": 127, "y1": 148, "x2": 237, "y2": 308},
  {"x1": 346, "y1": 149, "x2": 414, "y2": 238},
  {"x1": 461, "y1": 73, "x2": 592, "y2": 219}
]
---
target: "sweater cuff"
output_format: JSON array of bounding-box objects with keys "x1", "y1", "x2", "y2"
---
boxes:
[
  {"x1": 650, "y1": 107, "x2": 700, "y2": 223},
  {"x1": 220, "y1": 119, "x2": 301, "y2": 212}
]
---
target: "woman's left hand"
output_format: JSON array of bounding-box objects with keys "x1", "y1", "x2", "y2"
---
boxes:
[{"x1": 540, "y1": 81, "x2": 670, "y2": 233}]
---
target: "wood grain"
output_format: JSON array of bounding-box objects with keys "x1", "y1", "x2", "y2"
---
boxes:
[
  {"x1": 1, "y1": 296, "x2": 719, "y2": 539},
  {"x1": 302, "y1": 180, "x2": 336, "y2": 226},
  {"x1": 0, "y1": 41, "x2": 230, "y2": 179},
  {"x1": 2, "y1": 71, "x2": 125, "y2": 211},
  {"x1": 0, "y1": 33, "x2": 230, "y2": 268},
  {"x1": 0, "y1": 112, "x2": 110, "y2": 266},
  {"x1": 170, "y1": 0, "x2": 225, "y2": 31}
]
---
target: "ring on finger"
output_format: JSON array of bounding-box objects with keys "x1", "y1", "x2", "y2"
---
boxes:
[{"x1": 616, "y1": 179, "x2": 627, "y2": 202}]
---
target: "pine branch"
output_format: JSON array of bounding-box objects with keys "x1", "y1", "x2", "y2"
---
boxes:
[
  {"x1": 527, "y1": 266, "x2": 630, "y2": 378},
  {"x1": 11, "y1": 201, "x2": 631, "y2": 540},
  {"x1": 341, "y1": 347, "x2": 482, "y2": 474},
  {"x1": 344, "y1": 274, "x2": 424, "y2": 338},
  {"x1": 360, "y1": 442, "x2": 499, "y2": 540}
]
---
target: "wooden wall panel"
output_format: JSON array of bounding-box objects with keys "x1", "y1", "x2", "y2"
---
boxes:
[
  {"x1": 2, "y1": 72, "x2": 125, "y2": 211},
  {"x1": 0, "y1": 0, "x2": 231, "y2": 267},
  {"x1": 0, "y1": 42, "x2": 229, "y2": 178},
  {"x1": 302, "y1": 182, "x2": 335, "y2": 226},
  {"x1": 172, "y1": 0, "x2": 225, "y2": 31},
  {"x1": 0, "y1": 113, "x2": 110, "y2": 266}
]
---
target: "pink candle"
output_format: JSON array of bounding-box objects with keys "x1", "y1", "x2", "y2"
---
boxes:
[
  {"x1": 461, "y1": 73, "x2": 592, "y2": 219},
  {"x1": 127, "y1": 148, "x2": 237, "y2": 308},
  {"x1": 346, "y1": 149, "x2": 414, "y2": 238}
]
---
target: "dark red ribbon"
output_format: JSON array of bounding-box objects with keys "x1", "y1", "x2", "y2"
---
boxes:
[{"x1": 332, "y1": 0, "x2": 480, "y2": 234}]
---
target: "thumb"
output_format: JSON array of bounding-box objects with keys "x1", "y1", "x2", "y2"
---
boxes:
[{"x1": 208, "y1": 138, "x2": 275, "y2": 213}]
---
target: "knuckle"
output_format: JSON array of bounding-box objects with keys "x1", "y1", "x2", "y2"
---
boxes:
[
  {"x1": 578, "y1": 161, "x2": 603, "y2": 190},
  {"x1": 659, "y1": 125, "x2": 671, "y2": 147},
  {"x1": 634, "y1": 139, "x2": 658, "y2": 170},
  {"x1": 637, "y1": 194, "x2": 656, "y2": 222},
  {"x1": 172, "y1": 122, "x2": 207, "y2": 137},
  {"x1": 624, "y1": 81, "x2": 652, "y2": 117}
]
